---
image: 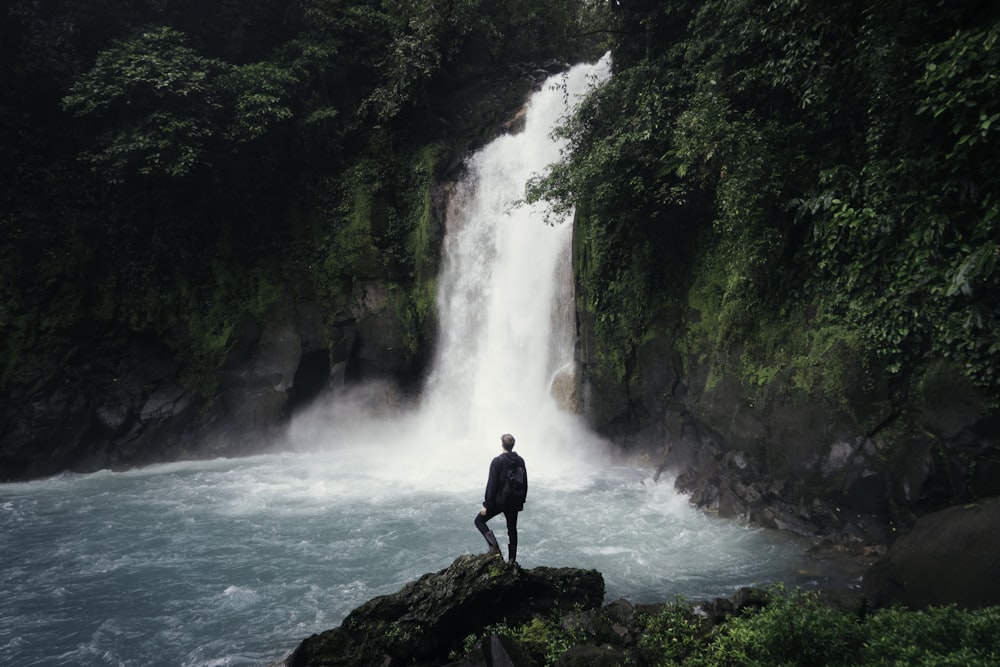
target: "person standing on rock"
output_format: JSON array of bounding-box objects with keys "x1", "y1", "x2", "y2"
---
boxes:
[{"x1": 475, "y1": 433, "x2": 527, "y2": 563}]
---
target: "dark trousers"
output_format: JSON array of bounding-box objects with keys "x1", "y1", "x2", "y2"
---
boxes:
[{"x1": 475, "y1": 507, "x2": 518, "y2": 548}]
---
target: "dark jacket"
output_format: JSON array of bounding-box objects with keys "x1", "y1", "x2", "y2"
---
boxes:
[{"x1": 483, "y1": 451, "x2": 527, "y2": 511}]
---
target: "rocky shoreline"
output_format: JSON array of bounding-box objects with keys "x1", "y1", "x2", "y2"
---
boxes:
[{"x1": 280, "y1": 505, "x2": 1000, "y2": 667}]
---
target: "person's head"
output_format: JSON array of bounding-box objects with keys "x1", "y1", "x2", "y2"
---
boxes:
[{"x1": 500, "y1": 433, "x2": 515, "y2": 451}]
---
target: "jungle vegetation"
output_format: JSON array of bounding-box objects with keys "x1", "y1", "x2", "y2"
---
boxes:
[{"x1": 527, "y1": 0, "x2": 1000, "y2": 410}]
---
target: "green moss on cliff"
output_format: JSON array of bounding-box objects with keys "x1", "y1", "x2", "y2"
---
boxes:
[
  {"x1": 674, "y1": 231, "x2": 880, "y2": 426},
  {"x1": 302, "y1": 141, "x2": 443, "y2": 368},
  {"x1": 167, "y1": 266, "x2": 283, "y2": 399},
  {"x1": 399, "y1": 143, "x2": 444, "y2": 335},
  {"x1": 407, "y1": 143, "x2": 444, "y2": 286}
]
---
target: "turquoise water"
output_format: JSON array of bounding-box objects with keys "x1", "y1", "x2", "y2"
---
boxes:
[{"x1": 0, "y1": 449, "x2": 824, "y2": 666}]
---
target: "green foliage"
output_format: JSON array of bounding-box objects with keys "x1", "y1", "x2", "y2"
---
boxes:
[
  {"x1": 1, "y1": 0, "x2": 602, "y2": 413},
  {"x1": 529, "y1": 0, "x2": 1000, "y2": 408},
  {"x1": 62, "y1": 26, "x2": 228, "y2": 179},
  {"x1": 514, "y1": 616, "x2": 579, "y2": 666},
  {"x1": 528, "y1": 54, "x2": 702, "y2": 387},
  {"x1": 221, "y1": 61, "x2": 295, "y2": 143},
  {"x1": 800, "y1": 19, "x2": 1000, "y2": 397},
  {"x1": 455, "y1": 592, "x2": 1000, "y2": 667},
  {"x1": 636, "y1": 599, "x2": 708, "y2": 665},
  {"x1": 918, "y1": 28, "x2": 1000, "y2": 163},
  {"x1": 361, "y1": 0, "x2": 459, "y2": 121},
  {"x1": 655, "y1": 590, "x2": 1000, "y2": 667},
  {"x1": 688, "y1": 589, "x2": 863, "y2": 667},
  {"x1": 861, "y1": 605, "x2": 1000, "y2": 666},
  {"x1": 462, "y1": 616, "x2": 582, "y2": 667}
]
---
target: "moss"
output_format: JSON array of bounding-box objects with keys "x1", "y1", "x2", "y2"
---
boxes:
[
  {"x1": 406, "y1": 143, "x2": 444, "y2": 285},
  {"x1": 786, "y1": 324, "x2": 870, "y2": 415},
  {"x1": 395, "y1": 143, "x2": 445, "y2": 362},
  {"x1": 667, "y1": 235, "x2": 892, "y2": 431},
  {"x1": 170, "y1": 265, "x2": 283, "y2": 400},
  {"x1": 681, "y1": 244, "x2": 728, "y2": 363},
  {"x1": 327, "y1": 189, "x2": 383, "y2": 279},
  {"x1": 572, "y1": 205, "x2": 654, "y2": 391},
  {"x1": 392, "y1": 277, "x2": 437, "y2": 361}
]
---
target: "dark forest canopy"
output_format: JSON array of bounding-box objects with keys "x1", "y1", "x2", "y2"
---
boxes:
[{"x1": 528, "y1": 0, "x2": 1000, "y2": 407}]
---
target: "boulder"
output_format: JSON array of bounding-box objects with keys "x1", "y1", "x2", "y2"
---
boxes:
[
  {"x1": 862, "y1": 496, "x2": 1000, "y2": 610},
  {"x1": 286, "y1": 554, "x2": 604, "y2": 667}
]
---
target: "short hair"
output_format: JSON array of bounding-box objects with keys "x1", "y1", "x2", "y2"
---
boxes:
[{"x1": 500, "y1": 433, "x2": 515, "y2": 451}]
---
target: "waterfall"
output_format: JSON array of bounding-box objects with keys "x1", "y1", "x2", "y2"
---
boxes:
[
  {"x1": 288, "y1": 56, "x2": 613, "y2": 482},
  {"x1": 420, "y1": 56, "x2": 612, "y2": 459}
]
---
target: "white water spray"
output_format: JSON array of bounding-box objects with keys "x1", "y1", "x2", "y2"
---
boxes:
[
  {"x1": 288, "y1": 57, "x2": 614, "y2": 484},
  {"x1": 421, "y1": 57, "x2": 613, "y2": 461}
]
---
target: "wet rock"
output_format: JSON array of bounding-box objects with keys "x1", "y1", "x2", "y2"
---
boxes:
[
  {"x1": 580, "y1": 307, "x2": 1000, "y2": 559},
  {"x1": 862, "y1": 496, "x2": 1000, "y2": 610},
  {"x1": 0, "y1": 389, "x2": 91, "y2": 480},
  {"x1": 286, "y1": 555, "x2": 604, "y2": 667},
  {"x1": 283, "y1": 568, "x2": 887, "y2": 667}
]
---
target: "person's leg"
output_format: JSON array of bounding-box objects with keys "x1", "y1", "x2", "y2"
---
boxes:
[
  {"x1": 503, "y1": 510, "x2": 518, "y2": 563},
  {"x1": 475, "y1": 508, "x2": 502, "y2": 556},
  {"x1": 475, "y1": 507, "x2": 503, "y2": 535}
]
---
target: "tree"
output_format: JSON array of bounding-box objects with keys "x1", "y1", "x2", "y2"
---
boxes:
[{"x1": 62, "y1": 25, "x2": 229, "y2": 180}]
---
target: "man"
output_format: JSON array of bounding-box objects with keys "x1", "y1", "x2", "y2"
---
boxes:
[{"x1": 475, "y1": 433, "x2": 527, "y2": 563}]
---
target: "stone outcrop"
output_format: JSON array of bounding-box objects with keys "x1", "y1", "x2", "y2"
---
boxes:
[
  {"x1": 862, "y1": 496, "x2": 1000, "y2": 611},
  {"x1": 286, "y1": 554, "x2": 605, "y2": 667}
]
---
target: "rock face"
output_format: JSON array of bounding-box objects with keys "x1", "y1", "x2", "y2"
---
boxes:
[
  {"x1": 286, "y1": 554, "x2": 605, "y2": 667},
  {"x1": 862, "y1": 497, "x2": 1000, "y2": 610},
  {"x1": 0, "y1": 291, "x2": 423, "y2": 481}
]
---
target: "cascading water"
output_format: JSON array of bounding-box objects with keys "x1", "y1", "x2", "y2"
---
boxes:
[
  {"x1": 282, "y1": 57, "x2": 612, "y2": 486},
  {"x1": 421, "y1": 61, "x2": 594, "y2": 445},
  {"x1": 394, "y1": 57, "x2": 611, "y2": 477},
  {"x1": 0, "y1": 58, "x2": 835, "y2": 667}
]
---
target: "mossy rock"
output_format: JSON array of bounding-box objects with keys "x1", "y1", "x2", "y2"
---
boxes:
[{"x1": 287, "y1": 555, "x2": 604, "y2": 667}]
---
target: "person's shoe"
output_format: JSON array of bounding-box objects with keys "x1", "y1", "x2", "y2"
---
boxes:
[
  {"x1": 484, "y1": 530, "x2": 501, "y2": 557},
  {"x1": 508, "y1": 542, "x2": 517, "y2": 564}
]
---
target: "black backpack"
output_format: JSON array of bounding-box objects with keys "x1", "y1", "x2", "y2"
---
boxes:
[{"x1": 498, "y1": 461, "x2": 527, "y2": 509}]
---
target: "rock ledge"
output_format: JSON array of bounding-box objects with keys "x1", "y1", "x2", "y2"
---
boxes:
[{"x1": 286, "y1": 554, "x2": 604, "y2": 666}]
